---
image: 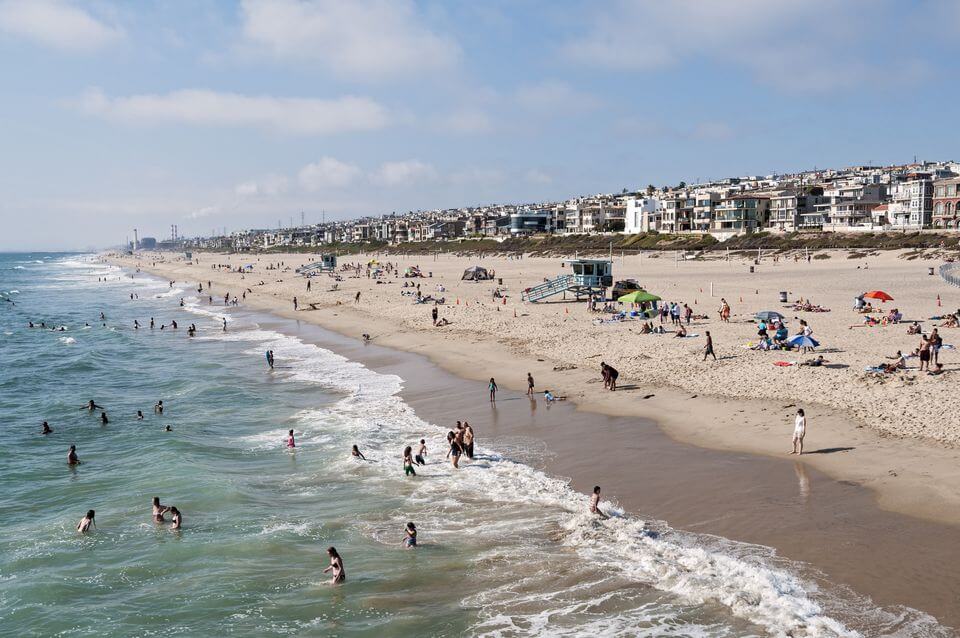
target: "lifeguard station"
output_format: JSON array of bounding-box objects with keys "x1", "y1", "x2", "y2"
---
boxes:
[
  {"x1": 296, "y1": 254, "x2": 337, "y2": 276},
  {"x1": 522, "y1": 258, "x2": 613, "y2": 302}
]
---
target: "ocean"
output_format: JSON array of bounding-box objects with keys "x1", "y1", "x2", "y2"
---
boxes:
[{"x1": 0, "y1": 253, "x2": 950, "y2": 637}]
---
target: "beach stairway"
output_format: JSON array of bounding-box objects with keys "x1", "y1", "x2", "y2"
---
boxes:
[{"x1": 522, "y1": 274, "x2": 574, "y2": 302}]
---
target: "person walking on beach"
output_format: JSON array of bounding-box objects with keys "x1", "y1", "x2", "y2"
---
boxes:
[
  {"x1": 415, "y1": 439, "x2": 427, "y2": 465},
  {"x1": 702, "y1": 331, "x2": 717, "y2": 361},
  {"x1": 293, "y1": 297, "x2": 298, "y2": 311},
  {"x1": 403, "y1": 446, "x2": 417, "y2": 476},
  {"x1": 684, "y1": 303, "x2": 693, "y2": 325},
  {"x1": 355, "y1": 291, "x2": 361, "y2": 304},
  {"x1": 488, "y1": 378, "x2": 498, "y2": 402},
  {"x1": 790, "y1": 409, "x2": 806, "y2": 455},
  {"x1": 432, "y1": 306, "x2": 438, "y2": 326},
  {"x1": 77, "y1": 509, "x2": 96, "y2": 533},
  {"x1": 67, "y1": 445, "x2": 80, "y2": 465},
  {"x1": 324, "y1": 547, "x2": 346, "y2": 584},
  {"x1": 526, "y1": 372, "x2": 535, "y2": 396}
]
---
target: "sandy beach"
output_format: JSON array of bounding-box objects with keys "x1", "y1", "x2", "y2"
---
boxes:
[{"x1": 107, "y1": 249, "x2": 960, "y2": 529}]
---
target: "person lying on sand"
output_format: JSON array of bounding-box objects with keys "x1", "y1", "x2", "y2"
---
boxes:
[
  {"x1": 928, "y1": 363, "x2": 945, "y2": 376},
  {"x1": 544, "y1": 390, "x2": 567, "y2": 402},
  {"x1": 799, "y1": 356, "x2": 827, "y2": 367}
]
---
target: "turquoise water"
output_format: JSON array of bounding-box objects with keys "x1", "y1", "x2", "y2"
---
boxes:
[{"x1": 0, "y1": 254, "x2": 950, "y2": 637}]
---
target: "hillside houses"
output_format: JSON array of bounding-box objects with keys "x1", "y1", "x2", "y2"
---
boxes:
[{"x1": 179, "y1": 160, "x2": 960, "y2": 252}]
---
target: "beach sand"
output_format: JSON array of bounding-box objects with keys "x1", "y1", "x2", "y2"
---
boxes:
[{"x1": 108, "y1": 249, "x2": 960, "y2": 531}]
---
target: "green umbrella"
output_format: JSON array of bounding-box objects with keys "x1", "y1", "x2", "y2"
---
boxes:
[{"x1": 618, "y1": 290, "x2": 661, "y2": 303}]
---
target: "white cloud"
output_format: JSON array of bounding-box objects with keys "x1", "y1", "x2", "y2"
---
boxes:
[
  {"x1": 190, "y1": 205, "x2": 220, "y2": 219},
  {"x1": 0, "y1": 0, "x2": 123, "y2": 51},
  {"x1": 562, "y1": 0, "x2": 900, "y2": 91},
  {"x1": 298, "y1": 157, "x2": 361, "y2": 191},
  {"x1": 77, "y1": 88, "x2": 390, "y2": 135},
  {"x1": 515, "y1": 80, "x2": 602, "y2": 112},
  {"x1": 235, "y1": 173, "x2": 290, "y2": 197},
  {"x1": 524, "y1": 169, "x2": 553, "y2": 185},
  {"x1": 370, "y1": 159, "x2": 437, "y2": 186},
  {"x1": 439, "y1": 108, "x2": 493, "y2": 134},
  {"x1": 240, "y1": 0, "x2": 459, "y2": 77}
]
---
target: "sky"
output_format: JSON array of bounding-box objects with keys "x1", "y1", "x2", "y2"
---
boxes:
[{"x1": 1, "y1": 0, "x2": 960, "y2": 250}]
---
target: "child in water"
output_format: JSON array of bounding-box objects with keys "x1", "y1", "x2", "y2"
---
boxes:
[
  {"x1": 403, "y1": 522, "x2": 417, "y2": 548},
  {"x1": 415, "y1": 439, "x2": 427, "y2": 465}
]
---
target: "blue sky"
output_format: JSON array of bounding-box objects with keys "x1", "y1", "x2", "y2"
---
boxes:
[{"x1": 1, "y1": 0, "x2": 958, "y2": 250}]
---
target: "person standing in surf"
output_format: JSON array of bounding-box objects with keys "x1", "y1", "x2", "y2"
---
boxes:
[
  {"x1": 415, "y1": 439, "x2": 427, "y2": 465},
  {"x1": 527, "y1": 372, "x2": 535, "y2": 396},
  {"x1": 324, "y1": 547, "x2": 345, "y2": 584},
  {"x1": 462, "y1": 422, "x2": 475, "y2": 459},
  {"x1": 67, "y1": 445, "x2": 80, "y2": 465},
  {"x1": 287, "y1": 429, "x2": 296, "y2": 448},
  {"x1": 152, "y1": 497, "x2": 171, "y2": 523},
  {"x1": 403, "y1": 446, "x2": 416, "y2": 476},
  {"x1": 590, "y1": 486, "x2": 608, "y2": 519}
]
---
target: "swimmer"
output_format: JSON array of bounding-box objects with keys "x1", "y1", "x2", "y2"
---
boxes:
[
  {"x1": 134, "y1": 320, "x2": 140, "y2": 330},
  {"x1": 67, "y1": 445, "x2": 80, "y2": 465},
  {"x1": 403, "y1": 446, "x2": 416, "y2": 476},
  {"x1": 154, "y1": 400, "x2": 163, "y2": 414},
  {"x1": 415, "y1": 439, "x2": 426, "y2": 465},
  {"x1": 164, "y1": 425, "x2": 172, "y2": 432},
  {"x1": 80, "y1": 400, "x2": 103, "y2": 411},
  {"x1": 323, "y1": 547, "x2": 345, "y2": 584},
  {"x1": 77, "y1": 509, "x2": 96, "y2": 533},
  {"x1": 100, "y1": 412, "x2": 109, "y2": 425},
  {"x1": 137, "y1": 410, "x2": 144, "y2": 420},
  {"x1": 150, "y1": 317, "x2": 155, "y2": 329},
  {"x1": 403, "y1": 522, "x2": 417, "y2": 549},
  {"x1": 169, "y1": 506, "x2": 182, "y2": 530},
  {"x1": 590, "y1": 486, "x2": 608, "y2": 519},
  {"x1": 351, "y1": 444, "x2": 366, "y2": 460},
  {"x1": 152, "y1": 496, "x2": 170, "y2": 522},
  {"x1": 42, "y1": 421, "x2": 52, "y2": 434},
  {"x1": 287, "y1": 429, "x2": 296, "y2": 448}
]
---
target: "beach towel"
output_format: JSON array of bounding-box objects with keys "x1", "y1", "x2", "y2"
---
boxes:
[
  {"x1": 773, "y1": 361, "x2": 795, "y2": 367},
  {"x1": 864, "y1": 366, "x2": 885, "y2": 373}
]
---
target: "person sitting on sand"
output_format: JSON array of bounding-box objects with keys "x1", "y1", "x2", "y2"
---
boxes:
[
  {"x1": 544, "y1": 389, "x2": 567, "y2": 402},
  {"x1": 886, "y1": 350, "x2": 907, "y2": 370},
  {"x1": 907, "y1": 321, "x2": 921, "y2": 335},
  {"x1": 77, "y1": 509, "x2": 96, "y2": 533},
  {"x1": 674, "y1": 324, "x2": 687, "y2": 338},
  {"x1": 928, "y1": 362, "x2": 945, "y2": 376},
  {"x1": 939, "y1": 315, "x2": 958, "y2": 328},
  {"x1": 351, "y1": 444, "x2": 365, "y2": 460}
]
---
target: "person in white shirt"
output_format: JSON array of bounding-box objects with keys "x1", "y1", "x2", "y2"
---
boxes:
[{"x1": 790, "y1": 409, "x2": 806, "y2": 455}]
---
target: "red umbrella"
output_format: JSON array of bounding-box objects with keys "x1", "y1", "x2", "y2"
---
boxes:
[{"x1": 863, "y1": 290, "x2": 893, "y2": 302}]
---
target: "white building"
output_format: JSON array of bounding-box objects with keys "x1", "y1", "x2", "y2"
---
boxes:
[{"x1": 624, "y1": 197, "x2": 660, "y2": 233}]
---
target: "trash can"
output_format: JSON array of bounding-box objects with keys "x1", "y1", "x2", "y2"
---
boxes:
[
  {"x1": 779, "y1": 291, "x2": 788, "y2": 303},
  {"x1": 929, "y1": 267, "x2": 935, "y2": 276},
  {"x1": 749, "y1": 265, "x2": 755, "y2": 273}
]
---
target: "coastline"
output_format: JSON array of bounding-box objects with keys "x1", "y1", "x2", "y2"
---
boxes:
[{"x1": 105, "y1": 251, "x2": 960, "y2": 531}]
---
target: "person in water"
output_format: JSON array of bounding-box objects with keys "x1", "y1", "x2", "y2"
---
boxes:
[
  {"x1": 287, "y1": 429, "x2": 296, "y2": 448},
  {"x1": 403, "y1": 522, "x2": 417, "y2": 549},
  {"x1": 324, "y1": 547, "x2": 345, "y2": 584},
  {"x1": 67, "y1": 445, "x2": 80, "y2": 465},
  {"x1": 164, "y1": 425, "x2": 172, "y2": 432},
  {"x1": 169, "y1": 507, "x2": 182, "y2": 530},
  {"x1": 100, "y1": 412, "x2": 109, "y2": 425},
  {"x1": 403, "y1": 446, "x2": 416, "y2": 476},
  {"x1": 77, "y1": 509, "x2": 96, "y2": 533},
  {"x1": 81, "y1": 400, "x2": 103, "y2": 411},
  {"x1": 154, "y1": 400, "x2": 163, "y2": 414},
  {"x1": 42, "y1": 421, "x2": 52, "y2": 434},
  {"x1": 137, "y1": 410, "x2": 144, "y2": 420},
  {"x1": 415, "y1": 439, "x2": 427, "y2": 465},
  {"x1": 446, "y1": 432, "x2": 462, "y2": 469},
  {"x1": 590, "y1": 486, "x2": 608, "y2": 519},
  {"x1": 152, "y1": 497, "x2": 171, "y2": 522},
  {"x1": 462, "y1": 422, "x2": 475, "y2": 459},
  {"x1": 351, "y1": 444, "x2": 366, "y2": 460}
]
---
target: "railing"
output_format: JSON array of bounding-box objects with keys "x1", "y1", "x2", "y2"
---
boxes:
[
  {"x1": 522, "y1": 274, "x2": 573, "y2": 302},
  {"x1": 940, "y1": 263, "x2": 960, "y2": 288}
]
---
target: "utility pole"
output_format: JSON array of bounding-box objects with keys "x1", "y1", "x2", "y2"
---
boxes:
[{"x1": 133, "y1": 228, "x2": 138, "y2": 250}]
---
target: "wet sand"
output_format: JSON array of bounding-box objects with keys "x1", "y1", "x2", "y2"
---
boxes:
[{"x1": 270, "y1": 316, "x2": 960, "y2": 631}]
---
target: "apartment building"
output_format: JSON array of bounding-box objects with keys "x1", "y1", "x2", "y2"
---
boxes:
[
  {"x1": 886, "y1": 174, "x2": 933, "y2": 228},
  {"x1": 660, "y1": 190, "x2": 695, "y2": 233},
  {"x1": 933, "y1": 176, "x2": 960, "y2": 229},
  {"x1": 767, "y1": 187, "x2": 825, "y2": 231},
  {"x1": 712, "y1": 194, "x2": 770, "y2": 238},
  {"x1": 817, "y1": 183, "x2": 886, "y2": 229},
  {"x1": 624, "y1": 196, "x2": 661, "y2": 233}
]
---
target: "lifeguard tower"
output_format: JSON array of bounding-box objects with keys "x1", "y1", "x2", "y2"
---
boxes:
[
  {"x1": 296, "y1": 254, "x2": 337, "y2": 276},
  {"x1": 522, "y1": 258, "x2": 613, "y2": 302}
]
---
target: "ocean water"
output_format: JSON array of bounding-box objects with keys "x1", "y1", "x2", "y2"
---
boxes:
[{"x1": 0, "y1": 253, "x2": 951, "y2": 638}]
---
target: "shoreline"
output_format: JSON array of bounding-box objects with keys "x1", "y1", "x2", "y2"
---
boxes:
[{"x1": 106, "y1": 251, "x2": 960, "y2": 530}]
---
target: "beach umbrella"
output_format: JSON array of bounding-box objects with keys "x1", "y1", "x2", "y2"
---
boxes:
[
  {"x1": 618, "y1": 290, "x2": 661, "y2": 303},
  {"x1": 787, "y1": 334, "x2": 820, "y2": 349},
  {"x1": 863, "y1": 290, "x2": 893, "y2": 302},
  {"x1": 755, "y1": 310, "x2": 785, "y2": 322}
]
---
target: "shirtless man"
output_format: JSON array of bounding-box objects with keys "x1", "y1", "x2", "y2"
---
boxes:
[
  {"x1": 67, "y1": 445, "x2": 80, "y2": 465},
  {"x1": 80, "y1": 400, "x2": 103, "y2": 412},
  {"x1": 462, "y1": 422, "x2": 475, "y2": 459},
  {"x1": 590, "y1": 486, "x2": 608, "y2": 519},
  {"x1": 152, "y1": 496, "x2": 171, "y2": 522}
]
